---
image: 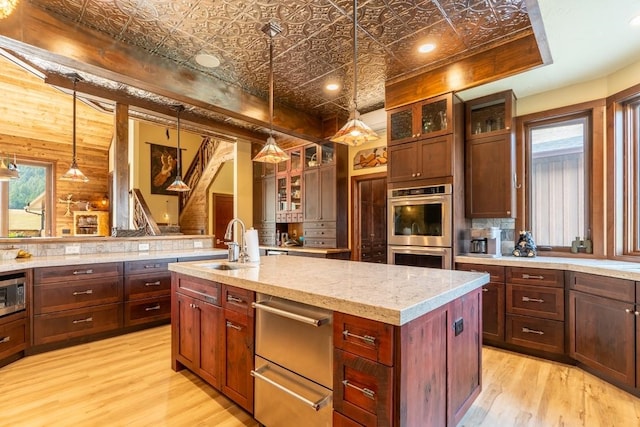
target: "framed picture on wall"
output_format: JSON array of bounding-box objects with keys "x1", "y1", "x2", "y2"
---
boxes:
[{"x1": 149, "y1": 143, "x2": 178, "y2": 195}]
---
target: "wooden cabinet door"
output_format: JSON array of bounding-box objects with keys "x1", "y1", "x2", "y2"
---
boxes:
[
  {"x1": 466, "y1": 133, "x2": 515, "y2": 218},
  {"x1": 482, "y1": 281, "x2": 505, "y2": 342},
  {"x1": 263, "y1": 176, "x2": 276, "y2": 223},
  {"x1": 320, "y1": 166, "x2": 336, "y2": 221},
  {"x1": 175, "y1": 293, "x2": 198, "y2": 371},
  {"x1": 387, "y1": 143, "x2": 418, "y2": 182},
  {"x1": 569, "y1": 290, "x2": 635, "y2": 387},
  {"x1": 222, "y1": 308, "x2": 254, "y2": 413},
  {"x1": 303, "y1": 168, "x2": 320, "y2": 221},
  {"x1": 418, "y1": 135, "x2": 452, "y2": 179},
  {"x1": 198, "y1": 300, "x2": 223, "y2": 389},
  {"x1": 448, "y1": 288, "x2": 482, "y2": 426}
]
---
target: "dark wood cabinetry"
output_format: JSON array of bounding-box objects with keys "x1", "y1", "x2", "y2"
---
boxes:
[
  {"x1": 457, "y1": 263, "x2": 505, "y2": 343},
  {"x1": 388, "y1": 135, "x2": 453, "y2": 183},
  {"x1": 357, "y1": 177, "x2": 387, "y2": 264},
  {"x1": 0, "y1": 312, "x2": 27, "y2": 365},
  {"x1": 464, "y1": 90, "x2": 516, "y2": 218},
  {"x1": 333, "y1": 287, "x2": 481, "y2": 426},
  {"x1": 387, "y1": 93, "x2": 453, "y2": 145},
  {"x1": 172, "y1": 273, "x2": 255, "y2": 413},
  {"x1": 568, "y1": 272, "x2": 636, "y2": 387},
  {"x1": 123, "y1": 258, "x2": 175, "y2": 327}
]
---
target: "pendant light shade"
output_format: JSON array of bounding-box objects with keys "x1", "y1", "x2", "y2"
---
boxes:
[
  {"x1": 60, "y1": 75, "x2": 89, "y2": 183},
  {"x1": 166, "y1": 105, "x2": 190, "y2": 192},
  {"x1": 330, "y1": 0, "x2": 379, "y2": 146},
  {"x1": 253, "y1": 22, "x2": 290, "y2": 164}
]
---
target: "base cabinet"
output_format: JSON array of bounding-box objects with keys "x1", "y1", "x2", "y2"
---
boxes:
[
  {"x1": 172, "y1": 273, "x2": 254, "y2": 413},
  {"x1": 333, "y1": 287, "x2": 481, "y2": 426},
  {"x1": 0, "y1": 313, "x2": 27, "y2": 363}
]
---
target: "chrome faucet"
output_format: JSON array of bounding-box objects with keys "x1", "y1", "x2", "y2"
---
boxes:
[{"x1": 224, "y1": 218, "x2": 248, "y2": 263}]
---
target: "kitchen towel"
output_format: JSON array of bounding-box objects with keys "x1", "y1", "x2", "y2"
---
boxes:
[{"x1": 245, "y1": 228, "x2": 260, "y2": 263}]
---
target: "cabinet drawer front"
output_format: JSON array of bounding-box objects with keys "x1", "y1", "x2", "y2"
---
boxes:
[
  {"x1": 34, "y1": 262, "x2": 122, "y2": 284},
  {"x1": 304, "y1": 221, "x2": 336, "y2": 229},
  {"x1": 33, "y1": 303, "x2": 123, "y2": 345},
  {"x1": 124, "y1": 296, "x2": 171, "y2": 327},
  {"x1": 506, "y1": 284, "x2": 564, "y2": 321},
  {"x1": 569, "y1": 272, "x2": 634, "y2": 302},
  {"x1": 303, "y1": 238, "x2": 337, "y2": 248},
  {"x1": 304, "y1": 228, "x2": 337, "y2": 238},
  {"x1": 334, "y1": 312, "x2": 394, "y2": 366},
  {"x1": 506, "y1": 267, "x2": 563, "y2": 288},
  {"x1": 505, "y1": 314, "x2": 564, "y2": 354},
  {"x1": 124, "y1": 258, "x2": 175, "y2": 275},
  {"x1": 174, "y1": 274, "x2": 221, "y2": 305},
  {"x1": 457, "y1": 263, "x2": 505, "y2": 282},
  {"x1": 222, "y1": 285, "x2": 255, "y2": 315},
  {"x1": 0, "y1": 318, "x2": 26, "y2": 360},
  {"x1": 125, "y1": 272, "x2": 171, "y2": 300},
  {"x1": 34, "y1": 277, "x2": 123, "y2": 314},
  {"x1": 334, "y1": 349, "x2": 394, "y2": 427}
]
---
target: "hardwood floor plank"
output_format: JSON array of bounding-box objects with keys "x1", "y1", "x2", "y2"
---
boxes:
[{"x1": 2, "y1": 326, "x2": 640, "y2": 426}]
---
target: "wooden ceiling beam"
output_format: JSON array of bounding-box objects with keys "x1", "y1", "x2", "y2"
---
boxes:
[
  {"x1": 385, "y1": 33, "x2": 548, "y2": 110},
  {"x1": 0, "y1": 2, "x2": 325, "y2": 142}
]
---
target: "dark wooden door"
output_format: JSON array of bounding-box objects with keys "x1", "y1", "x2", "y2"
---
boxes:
[
  {"x1": 176, "y1": 293, "x2": 198, "y2": 370},
  {"x1": 352, "y1": 173, "x2": 387, "y2": 263},
  {"x1": 222, "y1": 308, "x2": 254, "y2": 412},
  {"x1": 569, "y1": 290, "x2": 636, "y2": 387},
  {"x1": 213, "y1": 193, "x2": 233, "y2": 248}
]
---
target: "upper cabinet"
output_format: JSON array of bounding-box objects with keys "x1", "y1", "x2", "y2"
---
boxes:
[
  {"x1": 276, "y1": 146, "x2": 304, "y2": 223},
  {"x1": 388, "y1": 93, "x2": 453, "y2": 146},
  {"x1": 464, "y1": 90, "x2": 517, "y2": 218}
]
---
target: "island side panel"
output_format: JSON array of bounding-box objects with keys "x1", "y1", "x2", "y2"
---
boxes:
[
  {"x1": 447, "y1": 287, "x2": 482, "y2": 426},
  {"x1": 396, "y1": 304, "x2": 448, "y2": 427}
]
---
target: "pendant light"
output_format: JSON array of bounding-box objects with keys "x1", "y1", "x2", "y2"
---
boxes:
[
  {"x1": 60, "y1": 75, "x2": 89, "y2": 182},
  {"x1": 330, "y1": 0, "x2": 379, "y2": 146},
  {"x1": 252, "y1": 22, "x2": 290, "y2": 164},
  {"x1": 0, "y1": 154, "x2": 19, "y2": 181},
  {"x1": 166, "y1": 105, "x2": 190, "y2": 192}
]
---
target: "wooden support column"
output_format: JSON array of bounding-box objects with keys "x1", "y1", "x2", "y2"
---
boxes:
[{"x1": 113, "y1": 103, "x2": 129, "y2": 230}]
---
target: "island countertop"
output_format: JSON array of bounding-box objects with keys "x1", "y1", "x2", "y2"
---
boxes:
[{"x1": 168, "y1": 256, "x2": 489, "y2": 326}]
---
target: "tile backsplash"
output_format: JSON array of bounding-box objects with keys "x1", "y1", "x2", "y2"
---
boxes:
[{"x1": 471, "y1": 218, "x2": 516, "y2": 256}]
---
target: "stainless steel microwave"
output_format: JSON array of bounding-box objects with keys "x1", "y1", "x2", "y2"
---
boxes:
[{"x1": 0, "y1": 273, "x2": 26, "y2": 317}]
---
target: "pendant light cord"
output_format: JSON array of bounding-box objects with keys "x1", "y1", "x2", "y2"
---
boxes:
[
  {"x1": 352, "y1": 0, "x2": 358, "y2": 113},
  {"x1": 269, "y1": 32, "x2": 274, "y2": 137},
  {"x1": 72, "y1": 78, "x2": 77, "y2": 162},
  {"x1": 176, "y1": 106, "x2": 182, "y2": 176}
]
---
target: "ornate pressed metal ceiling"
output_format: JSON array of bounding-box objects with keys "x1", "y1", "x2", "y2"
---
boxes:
[{"x1": 26, "y1": 0, "x2": 539, "y2": 122}]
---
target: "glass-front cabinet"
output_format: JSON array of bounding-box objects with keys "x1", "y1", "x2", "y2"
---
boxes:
[
  {"x1": 388, "y1": 93, "x2": 453, "y2": 145},
  {"x1": 276, "y1": 146, "x2": 303, "y2": 222},
  {"x1": 304, "y1": 143, "x2": 335, "y2": 168},
  {"x1": 465, "y1": 90, "x2": 515, "y2": 140}
]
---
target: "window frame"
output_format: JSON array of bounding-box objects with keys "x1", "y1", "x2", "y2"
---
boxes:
[{"x1": 515, "y1": 100, "x2": 605, "y2": 257}]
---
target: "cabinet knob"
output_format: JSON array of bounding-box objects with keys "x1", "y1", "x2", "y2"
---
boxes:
[
  {"x1": 416, "y1": 172, "x2": 421, "y2": 177},
  {"x1": 626, "y1": 308, "x2": 632, "y2": 314},
  {"x1": 412, "y1": 173, "x2": 416, "y2": 177},
  {"x1": 416, "y1": 133, "x2": 421, "y2": 137}
]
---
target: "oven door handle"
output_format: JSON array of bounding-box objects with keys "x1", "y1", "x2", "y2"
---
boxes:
[
  {"x1": 390, "y1": 246, "x2": 448, "y2": 255},
  {"x1": 251, "y1": 365, "x2": 331, "y2": 411},
  {"x1": 252, "y1": 301, "x2": 329, "y2": 327}
]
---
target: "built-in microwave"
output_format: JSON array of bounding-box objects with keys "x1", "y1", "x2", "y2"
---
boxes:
[
  {"x1": 388, "y1": 184, "x2": 452, "y2": 247},
  {"x1": 0, "y1": 273, "x2": 26, "y2": 317}
]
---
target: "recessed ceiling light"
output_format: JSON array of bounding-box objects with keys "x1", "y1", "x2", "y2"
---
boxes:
[
  {"x1": 418, "y1": 43, "x2": 436, "y2": 53},
  {"x1": 630, "y1": 14, "x2": 640, "y2": 26},
  {"x1": 195, "y1": 53, "x2": 220, "y2": 68},
  {"x1": 326, "y1": 82, "x2": 340, "y2": 91}
]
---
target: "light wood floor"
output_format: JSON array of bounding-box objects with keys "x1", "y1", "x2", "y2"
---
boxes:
[{"x1": 1, "y1": 325, "x2": 639, "y2": 427}]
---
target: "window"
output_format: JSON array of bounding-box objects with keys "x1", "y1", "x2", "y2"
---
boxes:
[{"x1": 517, "y1": 101, "x2": 602, "y2": 254}]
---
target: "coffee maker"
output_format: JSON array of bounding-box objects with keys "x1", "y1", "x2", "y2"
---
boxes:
[{"x1": 469, "y1": 227, "x2": 502, "y2": 257}]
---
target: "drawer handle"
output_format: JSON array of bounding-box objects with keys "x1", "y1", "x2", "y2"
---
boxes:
[
  {"x1": 145, "y1": 304, "x2": 161, "y2": 311},
  {"x1": 482, "y1": 288, "x2": 489, "y2": 292},
  {"x1": 227, "y1": 295, "x2": 243, "y2": 304},
  {"x1": 343, "y1": 330, "x2": 376, "y2": 345},
  {"x1": 342, "y1": 380, "x2": 375, "y2": 399},
  {"x1": 522, "y1": 274, "x2": 544, "y2": 280},
  {"x1": 144, "y1": 264, "x2": 161, "y2": 269},
  {"x1": 251, "y1": 365, "x2": 331, "y2": 411},
  {"x1": 72, "y1": 269, "x2": 94, "y2": 275},
  {"x1": 521, "y1": 296, "x2": 544, "y2": 303},
  {"x1": 226, "y1": 321, "x2": 242, "y2": 331},
  {"x1": 0, "y1": 336, "x2": 10, "y2": 344},
  {"x1": 522, "y1": 327, "x2": 544, "y2": 335},
  {"x1": 145, "y1": 281, "x2": 161, "y2": 287},
  {"x1": 73, "y1": 289, "x2": 93, "y2": 296},
  {"x1": 72, "y1": 317, "x2": 93, "y2": 324}
]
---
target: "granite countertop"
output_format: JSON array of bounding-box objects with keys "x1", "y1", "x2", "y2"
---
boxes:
[
  {"x1": 169, "y1": 256, "x2": 488, "y2": 326},
  {"x1": 259, "y1": 245, "x2": 351, "y2": 254},
  {"x1": 0, "y1": 249, "x2": 228, "y2": 273},
  {"x1": 455, "y1": 255, "x2": 640, "y2": 281}
]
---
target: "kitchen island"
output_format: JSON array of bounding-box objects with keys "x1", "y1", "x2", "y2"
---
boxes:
[{"x1": 169, "y1": 256, "x2": 489, "y2": 426}]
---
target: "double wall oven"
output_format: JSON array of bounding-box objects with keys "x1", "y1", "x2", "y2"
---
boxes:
[{"x1": 387, "y1": 183, "x2": 452, "y2": 269}]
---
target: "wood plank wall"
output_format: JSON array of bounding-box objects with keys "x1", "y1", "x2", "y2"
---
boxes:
[{"x1": 0, "y1": 56, "x2": 113, "y2": 235}]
